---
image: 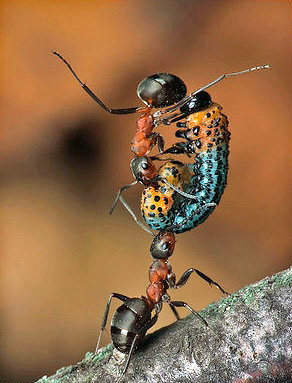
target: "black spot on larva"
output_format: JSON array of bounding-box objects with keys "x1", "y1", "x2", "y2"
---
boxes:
[
  {"x1": 158, "y1": 213, "x2": 164, "y2": 218},
  {"x1": 213, "y1": 121, "x2": 219, "y2": 127},
  {"x1": 195, "y1": 139, "x2": 202, "y2": 149},
  {"x1": 206, "y1": 112, "x2": 211, "y2": 118},
  {"x1": 163, "y1": 197, "x2": 169, "y2": 205},
  {"x1": 150, "y1": 205, "x2": 156, "y2": 210},
  {"x1": 158, "y1": 207, "x2": 163, "y2": 212},
  {"x1": 193, "y1": 126, "x2": 200, "y2": 136},
  {"x1": 207, "y1": 125, "x2": 212, "y2": 129},
  {"x1": 207, "y1": 143, "x2": 213, "y2": 148},
  {"x1": 154, "y1": 196, "x2": 160, "y2": 202},
  {"x1": 206, "y1": 130, "x2": 211, "y2": 136},
  {"x1": 176, "y1": 122, "x2": 186, "y2": 128},
  {"x1": 148, "y1": 212, "x2": 155, "y2": 218}
]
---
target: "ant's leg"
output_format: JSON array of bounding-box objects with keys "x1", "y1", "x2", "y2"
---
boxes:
[
  {"x1": 95, "y1": 292, "x2": 129, "y2": 354},
  {"x1": 119, "y1": 313, "x2": 158, "y2": 378},
  {"x1": 109, "y1": 181, "x2": 138, "y2": 215},
  {"x1": 118, "y1": 334, "x2": 140, "y2": 379},
  {"x1": 53, "y1": 52, "x2": 138, "y2": 115},
  {"x1": 118, "y1": 195, "x2": 154, "y2": 236},
  {"x1": 161, "y1": 112, "x2": 188, "y2": 126},
  {"x1": 109, "y1": 181, "x2": 153, "y2": 235},
  {"x1": 150, "y1": 155, "x2": 177, "y2": 162},
  {"x1": 175, "y1": 269, "x2": 228, "y2": 295},
  {"x1": 169, "y1": 300, "x2": 209, "y2": 327},
  {"x1": 156, "y1": 134, "x2": 165, "y2": 154},
  {"x1": 159, "y1": 177, "x2": 199, "y2": 200},
  {"x1": 147, "y1": 132, "x2": 165, "y2": 154},
  {"x1": 169, "y1": 304, "x2": 181, "y2": 321}
]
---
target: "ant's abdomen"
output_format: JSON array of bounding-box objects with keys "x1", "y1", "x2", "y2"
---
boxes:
[{"x1": 111, "y1": 298, "x2": 151, "y2": 353}]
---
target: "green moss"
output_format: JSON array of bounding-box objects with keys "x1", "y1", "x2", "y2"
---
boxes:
[
  {"x1": 216, "y1": 267, "x2": 292, "y2": 313},
  {"x1": 34, "y1": 344, "x2": 114, "y2": 383}
]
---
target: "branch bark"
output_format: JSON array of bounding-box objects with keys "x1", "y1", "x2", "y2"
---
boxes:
[{"x1": 35, "y1": 267, "x2": 292, "y2": 383}]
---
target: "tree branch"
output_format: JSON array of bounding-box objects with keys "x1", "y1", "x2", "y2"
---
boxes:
[{"x1": 35, "y1": 267, "x2": 292, "y2": 383}]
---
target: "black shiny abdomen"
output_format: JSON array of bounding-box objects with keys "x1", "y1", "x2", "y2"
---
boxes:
[{"x1": 111, "y1": 298, "x2": 151, "y2": 353}]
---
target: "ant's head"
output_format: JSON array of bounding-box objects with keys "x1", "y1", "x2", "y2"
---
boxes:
[
  {"x1": 150, "y1": 230, "x2": 176, "y2": 259},
  {"x1": 130, "y1": 156, "x2": 157, "y2": 185},
  {"x1": 179, "y1": 91, "x2": 212, "y2": 115},
  {"x1": 137, "y1": 73, "x2": 187, "y2": 108}
]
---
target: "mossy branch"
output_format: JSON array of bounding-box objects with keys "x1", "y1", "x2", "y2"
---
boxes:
[{"x1": 35, "y1": 267, "x2": 292, "y2": 383}]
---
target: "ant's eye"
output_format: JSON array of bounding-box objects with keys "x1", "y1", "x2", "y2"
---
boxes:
[
  {"x1": 162, "y1": 243, "x2": 169, "y2": 251},
  {"x1": 150, "y1": 231, "x2": 175, "y2": 259},
  {"x1": 141, "y1": 162, "x2": 149, "y2": 170}
]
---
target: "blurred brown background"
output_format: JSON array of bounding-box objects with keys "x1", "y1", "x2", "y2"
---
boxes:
[{"x1": 0, "y1": 1, "x2": 290, "y2": 382}]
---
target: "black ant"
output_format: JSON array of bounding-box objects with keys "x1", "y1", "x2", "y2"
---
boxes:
[{"x1": 94, "y1": 230, "x2": 228, "y2": 378}]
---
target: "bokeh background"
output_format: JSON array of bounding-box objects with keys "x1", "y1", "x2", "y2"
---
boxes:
[{"x1": 0, "y1": 1, "x2": 290, "y2": 382}]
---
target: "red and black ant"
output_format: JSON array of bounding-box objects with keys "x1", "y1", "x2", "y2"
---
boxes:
[{"x1": 94, "y1": 229, "x2": 228, "y2": 377}]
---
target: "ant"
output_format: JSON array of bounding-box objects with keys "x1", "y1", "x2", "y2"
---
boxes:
[{"x1": 94, "y1": 229, "x2": 228, "y2": 378}]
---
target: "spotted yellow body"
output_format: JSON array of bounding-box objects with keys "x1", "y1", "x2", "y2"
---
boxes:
[{"x1": 141, "y1": 161, "x2": 192, "y2": 230}]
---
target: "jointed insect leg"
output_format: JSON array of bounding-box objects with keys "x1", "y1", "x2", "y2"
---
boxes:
[
  {"x1": 169, "y1": 304, "x2": 181, "y2": 321},
  {"x1": 159, "y1": 177, "x2": 199, "y2": 200},
  {"x1": 175, "y1": 268, "x2": 228, "y2": 295},
  {"x1": 118, "y1": 195, "x2": 154, "y2": 236},
  {"x1": 169, "y1": 300, "x2": 209, "y2": 327},
  {"x1": 110, "y1": 181, "x2": 138, "y2": 215},
  {"x1": 95, "y1": 292, "x2": 129, "y2": 354},
  {"x1": 118, "y1": 312, "x2": 158, "y2": 379}
]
